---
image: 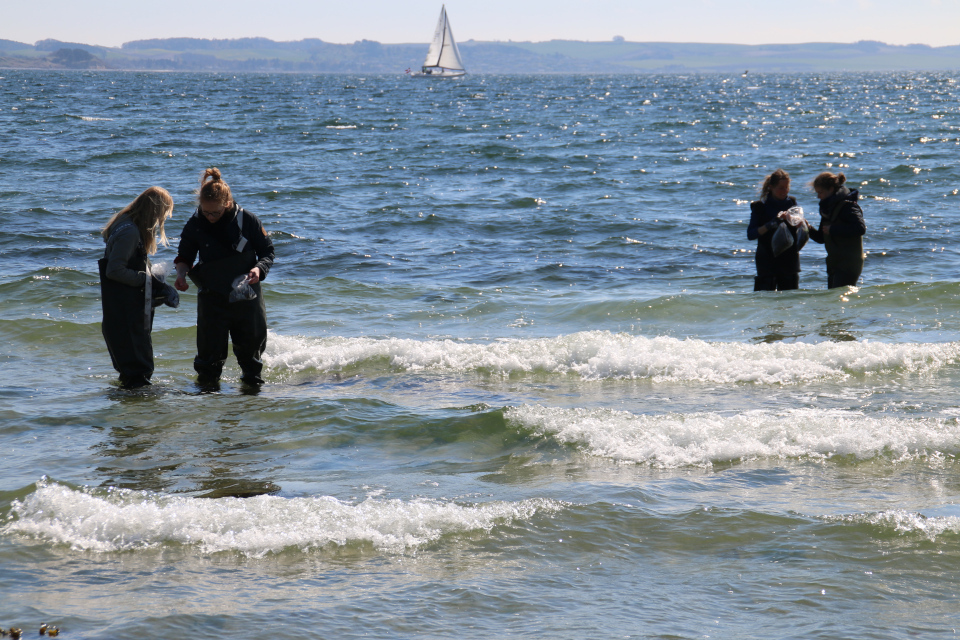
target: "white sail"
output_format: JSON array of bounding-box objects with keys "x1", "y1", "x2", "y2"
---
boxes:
[{"x1": 416, "y1": 5, "x2": 466, "y2": 77}]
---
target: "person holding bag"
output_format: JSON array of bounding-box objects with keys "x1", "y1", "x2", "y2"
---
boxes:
[
  {"x1": 173, "y1": 168, "x2": 275, "y2": 386},
  {"x1": 99, "y1": 186, "x2": 178, "y2": 388},
  {"x1": 747, "y1": 169, "x2": 809, "y2": 291}
]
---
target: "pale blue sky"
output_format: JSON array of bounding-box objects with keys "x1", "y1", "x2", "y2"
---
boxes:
[{"x1": 3, "y1": 0, "x2": 959, "y2": 48}]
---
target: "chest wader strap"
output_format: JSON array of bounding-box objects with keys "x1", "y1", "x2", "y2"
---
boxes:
[
  {"x1": 234, "y1": 209, "x2": 248, "y2": 253},
  {"x1": 144, "y1": 258, "x2": 152, "y2": 331}
]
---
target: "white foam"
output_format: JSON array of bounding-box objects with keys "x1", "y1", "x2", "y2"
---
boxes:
[
  {"x1": 827, "y1": 510, "x2": 960, "y2": 540},
  {"x1": 66, "y1": 114, "x2": 113, "y2": 121},
  {"x1": 264, "y1": 331, "x2": 960, "y2": 384},
  {"x1": 505, "y1": 405, "x2": 960, "y2": 468},
  {"x1": 3, "y1": 480, "x2": 561, "y2": 556}
]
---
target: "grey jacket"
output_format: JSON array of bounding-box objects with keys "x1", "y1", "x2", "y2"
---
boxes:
[{"x1": 103, "y1": 215, "x2": 146, "y2": 287}]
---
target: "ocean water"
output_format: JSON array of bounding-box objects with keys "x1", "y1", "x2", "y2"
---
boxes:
[{"x1": 2, "y1": 69, "x2": 960, "y2": 638}]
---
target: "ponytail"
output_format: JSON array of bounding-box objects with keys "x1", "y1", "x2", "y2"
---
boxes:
[
  {"x1": 197, "y1": 167, "x2": 232, "y2": 206},
  {"x1": 812, "y1": 171, "x2": 846, "y2": 194}
]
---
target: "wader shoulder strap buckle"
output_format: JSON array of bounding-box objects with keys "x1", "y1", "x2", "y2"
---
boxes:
[{"x1": 234, "y1": 208, "x2": 248, "y2": 253}]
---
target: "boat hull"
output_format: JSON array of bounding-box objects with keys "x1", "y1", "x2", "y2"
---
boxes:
[{"x1": 410, "y1": 69, "x2": 466, "y2": 78}]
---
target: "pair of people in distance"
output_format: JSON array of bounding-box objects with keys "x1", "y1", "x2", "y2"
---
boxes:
[
  {"x1": 99, "y1": 168, "x2": 275, "y2": 389},
  {"x1": 748, "y1": 169, "x2": 866, "y2": 291}
]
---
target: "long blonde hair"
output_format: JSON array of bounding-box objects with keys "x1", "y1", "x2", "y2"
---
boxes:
[{"x1": 101, "y1": 186, "x2": 174, "y2": 255}]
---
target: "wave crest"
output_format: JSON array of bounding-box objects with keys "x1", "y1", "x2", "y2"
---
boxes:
[
  {"x1": 506, "y1": 405, "x2": 960, "y2": 467},
  {"x1": 3, "y1": 480, "x2": 562, "y2": 556},
  {"x1": 264, "y1": 331, "x2": 960, "y2": 384},
  {"x1": 827, "y1": 510, "x2": 960, "y2": 541}
]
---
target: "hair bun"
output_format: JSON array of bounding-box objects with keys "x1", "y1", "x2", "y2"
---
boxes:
[
  {"x1": 197, "y1": 167, "x2": 232, "y2": 205},
  {"x1": 202, "y1": 167, "x2": 222, "y2": 184}
]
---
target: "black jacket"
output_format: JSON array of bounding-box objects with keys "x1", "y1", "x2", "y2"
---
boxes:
[
  {"x1": 748, "y1": 195, "x2": 806, "y2": 277},
  {"x1": 175, "y1": 203, "x2": 275, "y2": 281},
  {"x1": 808, "y1": 187, "x2": 865, "y2": 274}
]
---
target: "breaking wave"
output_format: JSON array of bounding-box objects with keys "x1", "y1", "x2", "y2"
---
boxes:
[
  {"x1": 264, "y1": 331, "x2": 960, "y2": 384},
  {"x1": 506, "y1": 404, "x2": 960, "y2": 467},
  {"x1": 2, "y1": 479, "x2": 562, "y2": 556}
]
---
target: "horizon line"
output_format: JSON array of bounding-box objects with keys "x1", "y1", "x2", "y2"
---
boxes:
[{"x1": 5, "y1": 36, "x2": 960, "y2": 50}]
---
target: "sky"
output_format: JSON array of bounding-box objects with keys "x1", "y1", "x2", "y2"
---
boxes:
[{"x1": 3, "y1": 0, "x2": 960, "y2": 48}]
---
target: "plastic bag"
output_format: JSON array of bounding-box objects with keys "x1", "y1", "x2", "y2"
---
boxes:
[
  {"x1": 150, "y1": 261, "x2": 169, "y2": 283},
  {"x1": 781, "y1": 206, "x2": 806, "y2": 227},
  {"x1": 229, "y1": 273, "x2": 257, "y2": 303},
  {"x1": 771, "y1": 222, "x2": 794, "y2": 257},
  {"x1": 150, "y1": 262, "x2": 179, "y2": 308},
  {"x1": 796, "y1": 222, "x2": 809, "y2": 249}
]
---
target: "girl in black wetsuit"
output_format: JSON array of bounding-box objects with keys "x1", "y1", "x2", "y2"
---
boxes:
[
  {"x1": 173, "y1": 168, "x2": 275, "y2": 387},
  {"x1": 747, "y1": 169, "x2": 809, "y2": 291},
  {"x1": 99, "y1": 186, "x2": 175, "y2": 388}
]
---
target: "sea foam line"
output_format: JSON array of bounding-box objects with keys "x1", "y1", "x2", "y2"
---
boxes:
[
  {"x1": 65, "y1": 114, "x2": 113, "y2": 121},
  {"x1": 2, "y1": 480, "x2": 561, "y2": 556},
  {"x1": 505, "y1": 405, "x2": 960, "y2": 468},
  {"x1": 264, "y1": 331, "x2": 960, "y2": 384},
  {"x1": 826, "y1": 510, "x2": 960, "y2": 541}
]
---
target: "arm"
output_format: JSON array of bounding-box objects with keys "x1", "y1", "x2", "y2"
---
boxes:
[
  {"x1": 246, "y1": 214, "x2": 275, "y2": 285},
  {"x1": 104, "y1": 225, "x2": 146, "y2": 287},
  {"x1": 746, "y1": 202, "x2": 764, "y2": 240},
  {"x1": 747, "y1": 201, "x2": 780, "y2": 241},
  {"x1": 807, "y1": 224, "x2": 825, "y2": 244},
  {"x1": 173, "y1": 219, "x2": 199, "y2": 291}
]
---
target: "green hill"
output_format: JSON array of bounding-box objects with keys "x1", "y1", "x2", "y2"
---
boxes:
[{"x1": 1, "y1": 37, "x2": 958, "y2": 73}]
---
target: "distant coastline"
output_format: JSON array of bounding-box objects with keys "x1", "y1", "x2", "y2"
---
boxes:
[{"x1": 2, "y1": 37, "x2": 959, "y2": 73}]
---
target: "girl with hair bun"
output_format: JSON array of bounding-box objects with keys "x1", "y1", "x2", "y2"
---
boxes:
[
  {"x1": 808, "y1": 171, "x2": 866, "y2": 288},
  {"x1": 99, "y1": 186, "x2": 177, "y2": 388},
  {"x1": 174, "y1": 168, "x2": 275, "y2": 386},
  {"x1": 746, "y1": 169, "x2": 809, "y2": 291}
]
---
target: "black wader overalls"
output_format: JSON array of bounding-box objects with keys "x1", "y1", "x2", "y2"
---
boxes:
[
  {"x1": 191, "y1": 252, "x2": 267, "y2": 384},
  {"x1": 99, "y1": 224, "x2": 154, "y2": 388},
  {"x1": 187, "y1": 209, "x2": 268, "y2": 384}
]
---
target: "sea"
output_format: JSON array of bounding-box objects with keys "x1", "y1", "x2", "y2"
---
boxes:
[{"x1": 2, "y1": 69, "x2": 960, "y2": 639}]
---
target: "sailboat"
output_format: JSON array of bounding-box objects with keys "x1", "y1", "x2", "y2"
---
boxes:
[{"x1": 410, "y1": 5, "x2": 466, "y2": 78}]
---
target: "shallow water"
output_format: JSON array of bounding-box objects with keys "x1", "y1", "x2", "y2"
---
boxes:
[{"x1": 2, "y1": 70, "x2": 960, "y2": 639}]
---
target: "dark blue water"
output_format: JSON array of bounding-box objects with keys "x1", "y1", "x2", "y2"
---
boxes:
[{"x1": 2, "y1": 70, "x2": 960, "y2": 639}]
